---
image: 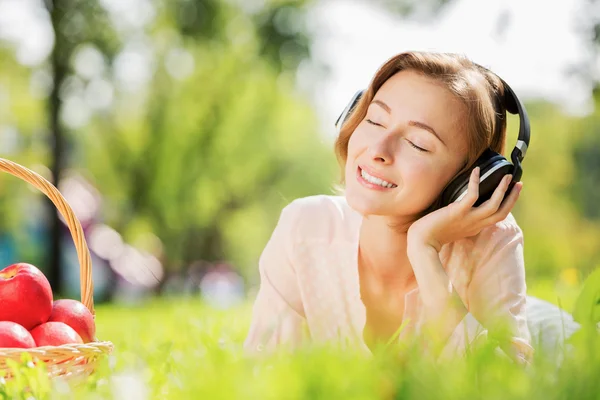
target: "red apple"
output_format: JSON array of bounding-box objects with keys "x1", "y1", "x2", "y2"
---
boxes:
[
  {"x1": 0, "y1": 263, "x2": 53, "y2": 330},
  {"x1": 48, "y1": 299, "x2": 96, "y2": 343},
  {"x1": 0, "y1": 321, "x2": 36, "y2": 348},
  {"x1": 30, "y1": 322, "x2": 83, "y2": 346}
]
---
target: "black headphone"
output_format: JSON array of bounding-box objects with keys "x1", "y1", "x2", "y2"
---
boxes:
[{"x1": 334, "y1": 73, "x2": 530, "y2": 209}]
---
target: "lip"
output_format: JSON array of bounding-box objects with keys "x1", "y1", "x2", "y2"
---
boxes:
[{"x1": 356, "y1": 165, "x2": 397, "y2": 191}]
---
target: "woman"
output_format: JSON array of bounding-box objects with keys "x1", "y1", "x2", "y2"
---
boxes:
[{"x1": 244, "y1": 51, "x2": 534, "y2": 363}]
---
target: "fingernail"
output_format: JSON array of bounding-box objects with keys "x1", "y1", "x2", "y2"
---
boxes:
[{"x1": 515, "y1": 183, "x2": 522, "y2": 193}]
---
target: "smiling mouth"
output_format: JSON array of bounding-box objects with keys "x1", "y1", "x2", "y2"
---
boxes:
[{"x1": 358, "y1": 167, "x2": 397, "y2": 189}]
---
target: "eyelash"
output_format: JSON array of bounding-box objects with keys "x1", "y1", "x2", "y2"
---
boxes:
[
  {"x1": 365, "y1": 119, "x2": 429, "y2": 153},
  {"x1": 408, "y1": 141, "x2": 428, "y2": 152}
]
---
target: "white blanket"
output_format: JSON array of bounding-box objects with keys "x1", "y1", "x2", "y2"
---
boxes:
[{"x1": 526, "y1": 296, "x2": 582, "y2": 363}]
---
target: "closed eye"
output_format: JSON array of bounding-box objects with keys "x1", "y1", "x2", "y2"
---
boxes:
[
  {"x1": 407, "y1": 140, "x2": 429, "y2": 153},
  {"x1": 366, "y1": 118, "x2": 429, "y2": 152},
  {"x1": 366, "y1": 119, "x2": 383, "y2": 127}
]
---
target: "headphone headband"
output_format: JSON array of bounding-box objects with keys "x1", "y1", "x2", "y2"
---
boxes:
[{"x1": 499, "y1": 78, "x2": 530, "y2": 165}]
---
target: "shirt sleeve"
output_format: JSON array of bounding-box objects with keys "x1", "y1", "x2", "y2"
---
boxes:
[
  {"x1": 243, "y1": 202, "x2": 308, "y2": 354},
  {"x1": 438, "y1": 219, "x2": 534, "y2": 364}
]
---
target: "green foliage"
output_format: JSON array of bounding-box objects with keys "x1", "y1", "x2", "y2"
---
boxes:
[
  {"x1": 505, "y1": 100, "x2": 600, "y2": 286},
  {"x1": 573, "y1": 267, "x2": 600, "y2": 326},
  {"x1": 49, "y1": 0, "x2": 119, "y2": 59},
  {"x1": 570, "y1": 91, "x2": 600, "y2": 224},
  {"x1": 0, "y1": 0, "x2": 338, "y2": 278},
  {"x1": 0, "y1": 47, "x2": 51, "y2": 269},
  {"x1": 1, "y1": 0, "x2": 600, "y2": 287},
  {"x1": 368, "y1": 0, "x2": 453, "y2": 20},
  {"x1": 0, "y1": 353, "x2": 52, "y2": 399},
  {"x1": 78, "y1": 29, "x2": 336, "y2": 274}
]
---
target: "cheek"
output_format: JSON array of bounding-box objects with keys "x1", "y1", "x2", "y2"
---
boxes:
[
  {"x1": 346, "y1": 130, "x2": 364, "y2": 159},
  {"x1": 344, "y1": 131, "x2": 366, "y2": 173},
  {"x1": 401, "y1": 159, "x2": 447, "y2": 196},
  {"x1": 403, "y1": 161, "x2": 430, "y2": 185}
]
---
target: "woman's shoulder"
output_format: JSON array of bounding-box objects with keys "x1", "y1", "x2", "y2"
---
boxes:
[{"x1": 279, "y1": 194, "x2": 361, "y2": 243}]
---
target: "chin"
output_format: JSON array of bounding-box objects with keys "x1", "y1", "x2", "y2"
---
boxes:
[
  {"x1": 344, "y1": 186, "x2": 392, "y2": 216},
  {"x1": 344, "y1": 184, "x2": 433, "y2": 219}
]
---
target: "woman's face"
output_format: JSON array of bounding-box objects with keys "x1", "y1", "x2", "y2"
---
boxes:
[{"x1": 345, "y1": 69, "x2": 470, "y2": 219}]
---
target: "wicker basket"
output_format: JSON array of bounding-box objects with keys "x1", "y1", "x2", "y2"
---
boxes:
[{"x1": 0, "y1": 158, "x2": 114, "y2": 380}]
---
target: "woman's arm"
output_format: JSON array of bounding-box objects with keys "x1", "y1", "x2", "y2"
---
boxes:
[
  {"x1": 406, "y1": 241, "x2": 471, "y2": 354},
  {"x1": 407, "y1": 221, "x2": 532, "y2": 363},
  {"x1": 405, "y1": 167, "x2": 531, "y2": 362}
]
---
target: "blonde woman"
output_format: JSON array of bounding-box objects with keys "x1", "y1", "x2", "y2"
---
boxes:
[{"x1": 245, "y1": 51, "x2": 541, "y2": 363}]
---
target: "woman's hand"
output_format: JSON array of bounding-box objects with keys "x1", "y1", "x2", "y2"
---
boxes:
[{"x1": 407, "y1": 167, "x2": 523, "y2": 253}]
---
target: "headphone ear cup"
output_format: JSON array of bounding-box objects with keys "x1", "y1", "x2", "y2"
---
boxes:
[
  {"x1": 440, "y1": 150, "x2": 513, "y2": 208},
  {"x1": 439, "y1": 168, "x2": 474, "y2": 208},
  {"x1": 474, "y1": 159, "x2": 513, "y2": 206}
]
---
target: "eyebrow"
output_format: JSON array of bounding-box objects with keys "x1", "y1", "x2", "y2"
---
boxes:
[
  {"x1": 371, "y1": 99, "x2": 447, "y2": 147},
  {"x1": 371, "y1": 99, "x2": 391, "y2": 113}
]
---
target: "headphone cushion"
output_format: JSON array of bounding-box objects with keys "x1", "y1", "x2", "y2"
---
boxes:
[{"x1": 440, "y1": 150, "x2": 513, "y2": 207}]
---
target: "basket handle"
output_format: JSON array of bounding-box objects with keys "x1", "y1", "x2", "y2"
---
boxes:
[{"x1": 0, "y1": 158, "x2": 94, "y2": 314}]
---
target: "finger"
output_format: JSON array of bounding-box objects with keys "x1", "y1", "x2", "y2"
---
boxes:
[
  {"x1": 462, "y1": 167, "x2": 480, "y2": 208},
  {"x1": 475, "y1": 174, "x2": 513, "y2": 218},
  {"x1": 484, "y1": 181, "x2": 523, "y2": 224}
]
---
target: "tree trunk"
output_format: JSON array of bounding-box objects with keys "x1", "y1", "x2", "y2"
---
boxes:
[{"x1": 46, "y1": 0, "x2": 67, "y2": 294}]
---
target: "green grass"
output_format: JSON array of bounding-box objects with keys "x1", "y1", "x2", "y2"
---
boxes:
[
  {"x1": 1, "y1": 274, "x2": 600, "y2": 399},
  {"x1": 528, "y1": 278, "x2": 582, "y2": 315}
]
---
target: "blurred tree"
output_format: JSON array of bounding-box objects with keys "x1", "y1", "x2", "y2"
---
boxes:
[
  {"x1": 368, "y1": 0, "x2": 452, "y2": 17},
  {"x1": 1, "y1": 0, "x2": 506, "y2": 293},
  {"x1": 0, "y1": 47, "x2": 49, "y2": 270},
  {"x1": 571, "y1": 90, "x2": 600, "y2": 222},
  {"x1": 168, "y1": 0, "x2": 454, "y2": 73},
  {"x1": 569, "y1": 0, "x2": 600, "y2": 220},
  {"x1": 69, "y1": 0, "x2": 458, "y2": 281},
  {"x1": 507, "y1": 95, "x2": 600, "y2": 286},
  {"x1": 566, "y1": 90, "x2": 600, "y2": 274},
  {"x1": 78, "y1": 0, "x2": 336, "y2": 280},
  {"x1": 576, "y1": 0, "x2": 600, "y2": 84},
  {"x1": 44, "y1": 0, "x2": 119, "y2": 293},
  {"x1": 506, "y1": 101, "x2": 588, "y2": 278}
]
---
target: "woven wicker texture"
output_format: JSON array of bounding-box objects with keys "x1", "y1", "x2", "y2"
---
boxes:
[{"x1": 0, "y1": 158, "x2": 113, "y2": 380}]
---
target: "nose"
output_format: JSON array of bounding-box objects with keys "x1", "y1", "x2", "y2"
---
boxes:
[{"x1": 367, "y1": 134, "x2": 395, "y2": 165}]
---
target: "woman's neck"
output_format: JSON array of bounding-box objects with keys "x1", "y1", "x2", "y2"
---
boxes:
[{"x1": 358, "y1": 215, "x2": 417, "y2": 284}]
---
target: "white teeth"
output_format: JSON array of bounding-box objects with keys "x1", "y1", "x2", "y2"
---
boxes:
[{"x1": 361, "y1": 168, "x2": 396, "y2": 188}]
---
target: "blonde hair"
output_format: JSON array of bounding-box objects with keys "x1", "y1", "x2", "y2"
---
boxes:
[{"x1": 334, "y1": 51, "x2": 508, "y2": 189}]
